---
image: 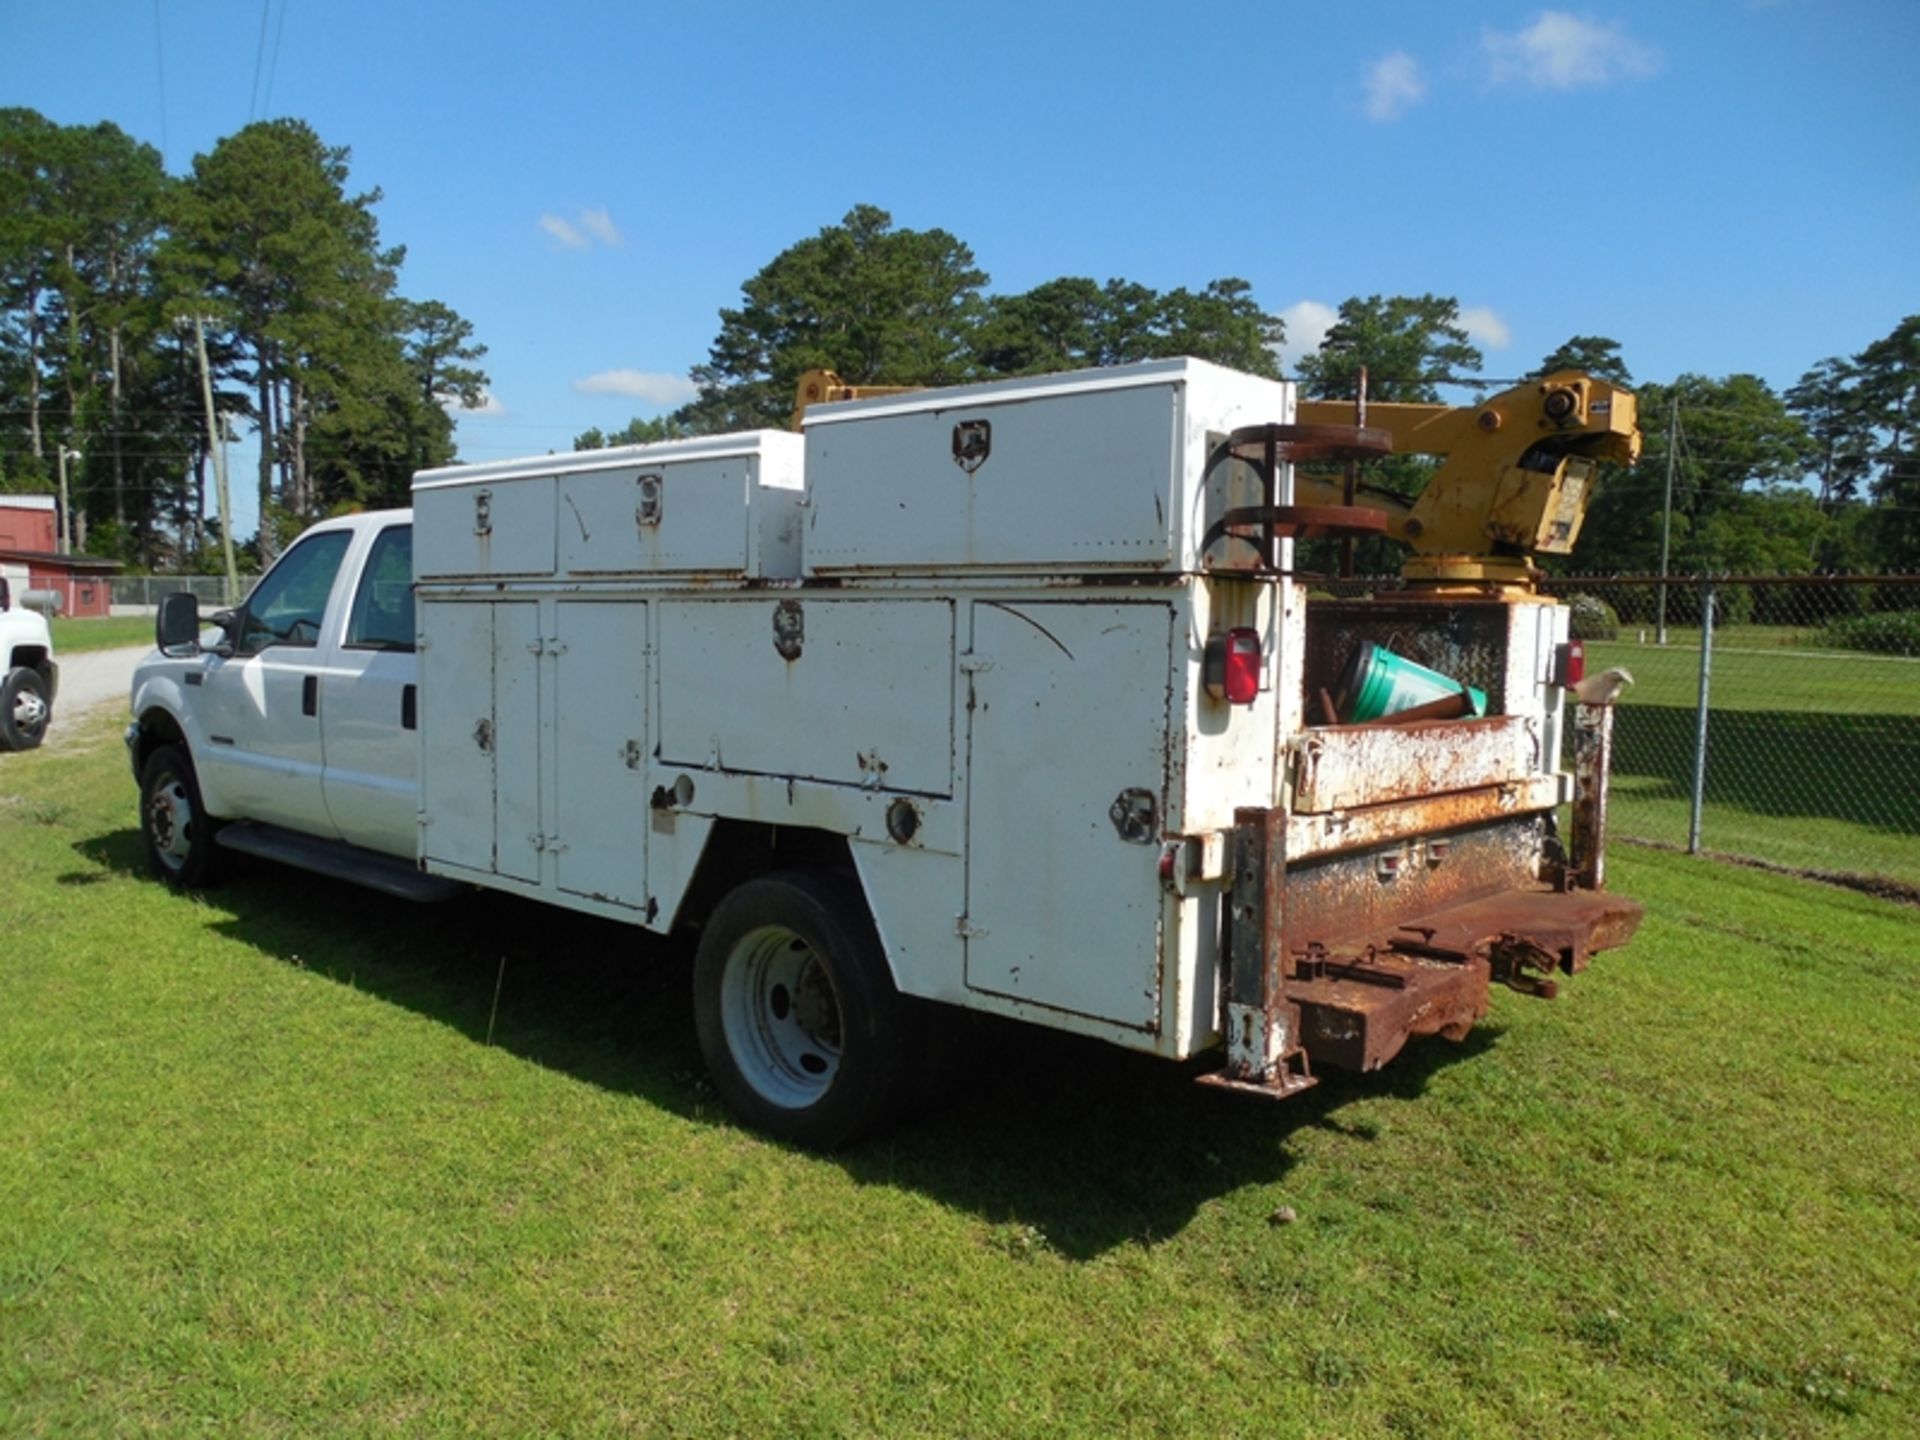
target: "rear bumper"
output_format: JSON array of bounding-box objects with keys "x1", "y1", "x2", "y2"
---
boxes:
[
  {"x1": 1205, "y1": 700, "x2": 1640, "y2": 1095},
  {"x1": 1286, "y1": 886, "x2": 1642, "y2": 1074}
]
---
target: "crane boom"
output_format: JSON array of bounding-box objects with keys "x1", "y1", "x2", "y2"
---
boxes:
[{"x1": 1293, "y1": 371, "x2": 1641, "y2": 589}]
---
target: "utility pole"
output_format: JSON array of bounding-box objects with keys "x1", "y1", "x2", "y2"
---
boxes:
[
  {"x1": 190, "y1": 315, "x2": 241, "y2": 606},
  {"x1": 55, "y1": 446, "x2": 81, "y2": 554},
  {"x1": 1655, "y1": 393, "x2": 1678, "y2": 646}
]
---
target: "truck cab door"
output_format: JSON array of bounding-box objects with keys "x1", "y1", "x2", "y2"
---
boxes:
[
  {"x1": 319, "y1": 522, "x2": 419, "y2": 857},
  {"x1": 196, "y1": 528, "x2": 352, "y2": 836}
]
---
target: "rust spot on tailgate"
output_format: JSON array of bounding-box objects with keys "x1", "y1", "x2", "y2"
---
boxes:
[
  {"x1": 1284, "y1": 817, "x2": 1543, "y2": 943},
  {"x1": 1292, "y1": 715, "x2": 1541, "y2": 813}
]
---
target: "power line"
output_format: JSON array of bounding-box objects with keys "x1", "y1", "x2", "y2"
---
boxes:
[
  {"x1": 263, "y1": 0, "x2": 291, "y2": 116},
  {"x1": 247, "y1": 1, "x2": 273, "y2": 123},
  {"x1": 151, "y1": 0, "x2": 169, "y2": 169}
]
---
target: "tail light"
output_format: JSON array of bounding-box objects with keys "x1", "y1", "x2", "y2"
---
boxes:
[
  {"x1": 1204, "y1": 627, "x2": 1262, "y2": 705},
  {"x1": 1159, "y1": 841, "x2": 1182, "y2": 890},
  {"x1": 1554, "y1": 640, "x2": 1586, "y2": 689}
]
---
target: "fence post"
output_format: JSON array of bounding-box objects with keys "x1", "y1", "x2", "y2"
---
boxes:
[{"x1": 1688, "y1": 580, "x2": 1715, "y2": 853}]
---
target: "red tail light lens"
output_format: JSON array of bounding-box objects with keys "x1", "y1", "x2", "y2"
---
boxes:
[{"x1": 1205, "y1": 627, "x2": 1263, "y2": 705}]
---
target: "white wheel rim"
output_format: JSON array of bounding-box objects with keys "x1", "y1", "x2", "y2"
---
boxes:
[
  {"x1": 12, "y1": 687, "x2": 46, "y2": 734},
  {"x1": 146, "y1": 776, "x2": 195, "y2": 872},
  {"x1": 719, "y1": 923, "x2": 843, "y2": 1108}
]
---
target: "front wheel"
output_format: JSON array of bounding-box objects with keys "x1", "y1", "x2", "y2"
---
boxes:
[
  {"x1": 0, "y1": 666, "x2": 50, "y2": 750},
  {"x1": 693, "y1": 870, "x2": 912, "y2": 1150},
  {"x1": 140, "y1": 744, "x2": 224, "y2": 888}
]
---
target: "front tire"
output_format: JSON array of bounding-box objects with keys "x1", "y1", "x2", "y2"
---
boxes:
[
  {"x1": 0, "y1": 666, "x2": 50, "y2": 750},
  {"x1": 693, "y1": 870, "x2": 911, "y2": 1150},
  {"x1": 140, "y1": 744, "x2": 224, "y2": 888}
]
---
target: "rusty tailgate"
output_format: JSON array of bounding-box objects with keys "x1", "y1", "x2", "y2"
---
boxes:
[{"x1": 1291, "y1": 715, "x2": 1545, "y2": 813}]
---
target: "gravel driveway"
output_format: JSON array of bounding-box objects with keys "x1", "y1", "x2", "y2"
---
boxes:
[{"x1": 19, "y1": 645, "x2": 150, "y2": 753}]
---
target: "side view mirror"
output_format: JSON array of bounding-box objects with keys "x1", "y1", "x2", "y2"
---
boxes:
[
  {"x1": 156, "y1": 593, "x2": 204, "y2": 655},
  {"x1": 208, "y1": 607, "x2": 240, "y2": 657},
  {"x1": 0, "y1": 577, "x2": 10, "y2": 611}
]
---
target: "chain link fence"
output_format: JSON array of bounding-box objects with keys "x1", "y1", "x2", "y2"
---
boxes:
[
  {"x1": 109, "y1": 575, "x2": 250, "y2": 613},
  {"x1": 1543, "y1": 574, "x2": 1920, "y2": 894}
]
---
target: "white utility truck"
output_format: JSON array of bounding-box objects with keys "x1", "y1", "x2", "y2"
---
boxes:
[
  {"x1": 129, "y1": 358, "x2": 1640, "y2": 1147},
  {"x1": 1, "y1": 569, "x2": 57, "y2": 750}
]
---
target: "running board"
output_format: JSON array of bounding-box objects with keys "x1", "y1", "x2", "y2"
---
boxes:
[{"x1": 215, "y1": 822, "x2": 466, "y2": 903}]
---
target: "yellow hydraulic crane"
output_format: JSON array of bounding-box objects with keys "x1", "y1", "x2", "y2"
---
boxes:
[
  {"x1": 790, "y1": 370, "x2": 920, "y2": 429},
  {"x1": 1292, "y1": 371, "x2": 1642, "y2": 590}
]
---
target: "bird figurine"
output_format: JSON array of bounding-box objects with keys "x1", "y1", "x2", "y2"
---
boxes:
[{"x1": 1574, "y1": 666, "x2": 1634, "y2": 706}]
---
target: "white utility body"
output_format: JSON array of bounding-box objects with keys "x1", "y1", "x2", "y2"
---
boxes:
[{"x1": 129, "y1": 358, "x2": 1638, "y2": 1148}]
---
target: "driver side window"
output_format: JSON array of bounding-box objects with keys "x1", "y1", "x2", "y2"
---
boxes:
[{"x1": 236, "y1": 531, "x2": 352, "y2": 655}]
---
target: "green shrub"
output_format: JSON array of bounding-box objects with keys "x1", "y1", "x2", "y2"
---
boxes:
[
  {"x1": 1816, "y1": 610, "x2": 1920, "y2": 657},
  {"x1": 1565, "y1": 593, "x2": 1620, "y2": 641}
]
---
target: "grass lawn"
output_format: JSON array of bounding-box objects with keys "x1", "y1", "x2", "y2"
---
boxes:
[
  {"x1": 3, "y1": 709, "x2": 1917, "y2": 1436},
  {"x1": 1585, "y1": 630, "x2": 1920, "y2": 886},
  {"x1": 50, "y1": 614, "x2": 157, "y2": 654}
]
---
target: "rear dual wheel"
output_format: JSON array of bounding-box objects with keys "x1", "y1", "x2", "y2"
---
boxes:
[{"x1": 693, "y1": 870, "x2": 914, "y2": 1151}]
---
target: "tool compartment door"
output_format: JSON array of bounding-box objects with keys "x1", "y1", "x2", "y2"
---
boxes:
[
  {"x1": 804, "y1": 382, "x2": 1180, "y2": 575},
  {"x1": 553, "y1": 600, "x2": 649, "y2": 910},
  {"x1": 655, "y1": 598, "x2": 955, "y2": 796},
  {"x1": 419, "y1": 599, "x2": 542, "y2": 882},
  {"x1": 559, "y1": 462, "x2": 750, "y2": 577},
  {"x1": 964, "y1": 601, "x2": 1173, "y2": 1031},
  {"x1": 413, "y1": 477, "x2": 556, "y2": 579}
]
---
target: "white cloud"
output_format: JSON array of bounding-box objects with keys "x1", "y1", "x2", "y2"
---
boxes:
[
  {"x1": 540, "y1": 206, "x2": 622, "y2": 250},
  {"x1": 1457, "y1": 306, "x2": 1512, "y2": 350},
  {"x1": 578, "y1": 206, "x2": 622, "y2": 247},
  {"x1": 540, "y1": 214, "x2": 587, "y2": 249},
  {"x1": 1363, "y1": 51, "x2": 1427, "y2": 121},
  {"x1": 1482, "y1": 11, "x2": 1660, "y2": 91},
  {"x1": 1276, "y1": 300, "x2": 1339, "y2": 373},
  {"x1": 443, "y1": 388, "x2": 506, "y2": 417},
  {"x1": 573, "y1": 370, "x2": 699, "y2": 405}
]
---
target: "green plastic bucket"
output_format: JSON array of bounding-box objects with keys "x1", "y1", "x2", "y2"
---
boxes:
[{"x1": 1337, "y1": 641, "x2": 1487, "y2": 722}]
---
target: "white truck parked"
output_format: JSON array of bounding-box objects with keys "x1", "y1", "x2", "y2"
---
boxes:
[
  {"x1": 1, "y1": 569, "x2": 57, "y2": 750},
  {"x1": 128, "y1": 358, "x2": 1641, "y2": 1148}
]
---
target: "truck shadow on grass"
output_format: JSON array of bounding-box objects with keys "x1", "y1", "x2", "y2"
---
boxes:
[{"x1": 76, "y1": 827, "x2": 1497, "y2": 1260}]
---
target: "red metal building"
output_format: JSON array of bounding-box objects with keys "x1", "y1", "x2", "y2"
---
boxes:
[{"x1": 0, "y1": 495, "x2": 119, "y2": 619}]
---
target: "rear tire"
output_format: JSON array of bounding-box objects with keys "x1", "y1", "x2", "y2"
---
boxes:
[
  {"x1": 140, "y1": 744, "x2": 224, "y2": 888},
  {"x1": 0, "y1": 666, "x2": 50, "y2": 750},
  {"x1": 693, "y1": 870, "x2": 911, "y2": 1150}
]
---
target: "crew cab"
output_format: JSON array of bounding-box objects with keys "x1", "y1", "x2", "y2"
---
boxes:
[{"x1": 127, "y1": 511, "x2": 419, "y2": 887}]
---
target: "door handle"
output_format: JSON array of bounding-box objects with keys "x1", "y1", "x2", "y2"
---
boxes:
[
  {"x1": 302, "y1": 674, "x2": 318, "y2": 717},
  {"x1": 402, "y1": 684, "x2": 417, "y2": 731}
]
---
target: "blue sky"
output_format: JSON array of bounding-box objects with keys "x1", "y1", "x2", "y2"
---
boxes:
[{"x1": 4, "y1": 2, "x2": 1918, "y2": 537}]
